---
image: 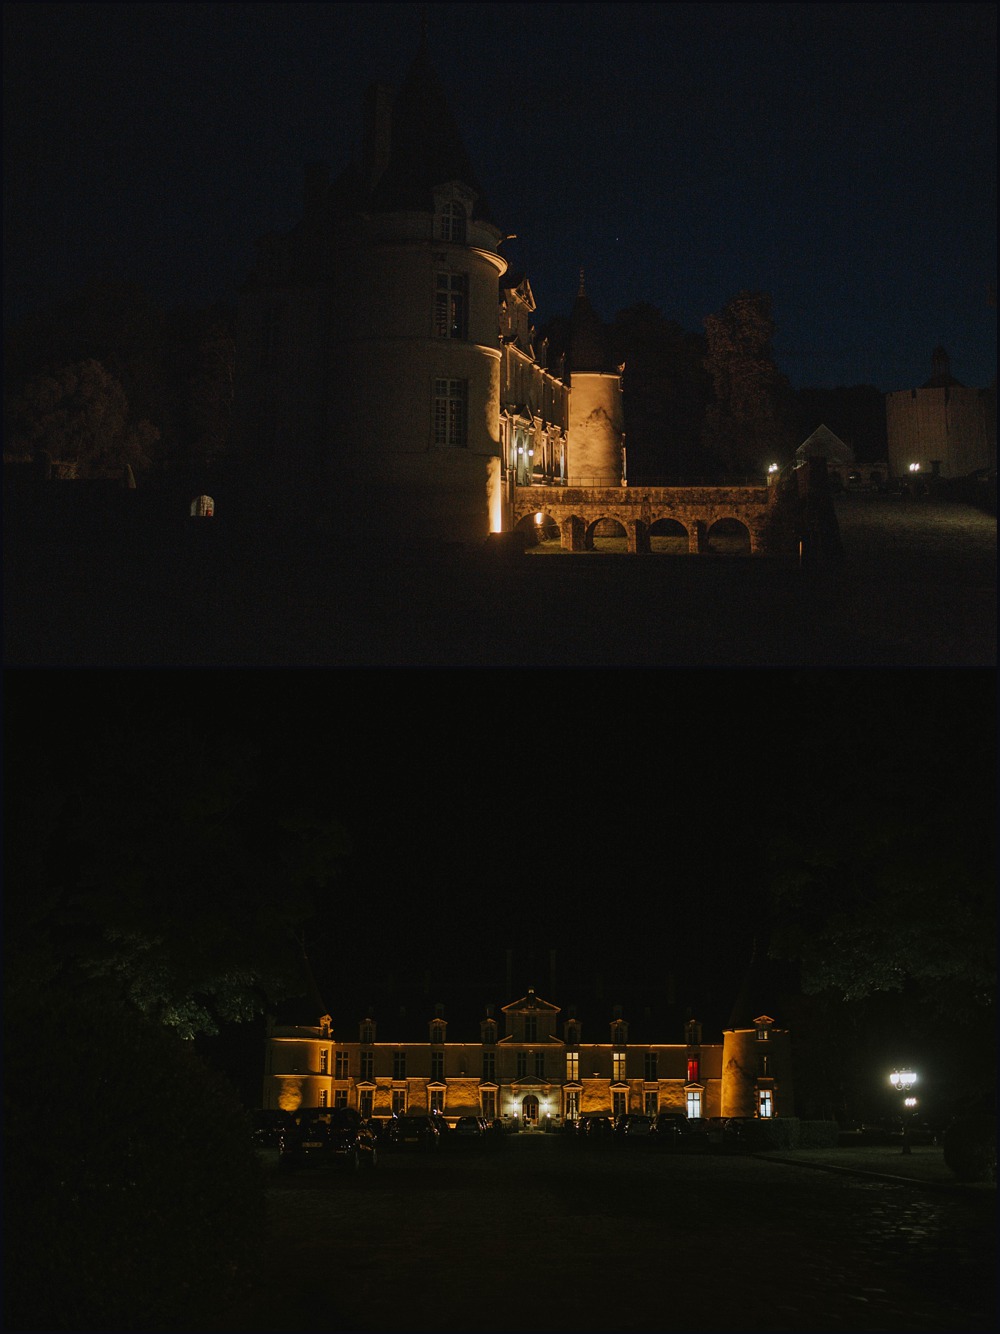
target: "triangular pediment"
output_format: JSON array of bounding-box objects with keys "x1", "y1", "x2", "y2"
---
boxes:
[{"x1": 502, "y1": 990, "x2": 559, "y2": 1013}]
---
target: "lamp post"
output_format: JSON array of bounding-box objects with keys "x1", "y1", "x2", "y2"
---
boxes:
[{"x1": 889, "y1": 1070, "x2": 917, "y2": 1154}]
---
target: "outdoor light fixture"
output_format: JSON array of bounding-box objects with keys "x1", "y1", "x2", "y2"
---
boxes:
[
  {"x1": 768, "y1": 462, "x2": 779, "y2": 473},
  {"x1": 889, "y1": 1070, "x2": 918, "y2": 1155},
  {"x1": 909, "y1": 462, "x2": 920, "y2": 472}
]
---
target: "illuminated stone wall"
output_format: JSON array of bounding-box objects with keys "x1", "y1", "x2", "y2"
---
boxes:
[{"x1": 886, "y1": 384, "x2": 990, "y2": 478}]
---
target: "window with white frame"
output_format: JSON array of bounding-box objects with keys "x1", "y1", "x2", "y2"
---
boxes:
[
  {"x1": 566, "y1": 1052, "x2": 579, "y2": 1080},
  {"x1": 565, "y1": 1090, "x2": 579, "y2": 1120},
  {"x1": 391, "y1": 1089, "x2": 406, "y2": 1116},
  {"x1": 319, "y1": 1089, "x2": 328, "y2": 1107},
  {"x1": 434, "y1": 378, "x2": 468, "y2": 447},
  {"x1": 686, "y1": 1089, "x2": 702, "y2": 1118},
  {"x1": 758, "y1": 1088, "x2": 773, "y2": 1118},
  {"x1": 435, "y1": 272, "x2": 468, "y2": 339},
  {"x1": 319, "y1": 1048, "x2": 329, "y2": 1074},
  {"x1": 440, "y1": 201, "x2": 466, "y2": 243},
  {"x1": 430, "y1": 1088, "x2": 444, "y2": 1114}
]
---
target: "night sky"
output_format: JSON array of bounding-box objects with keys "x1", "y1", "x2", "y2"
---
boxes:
[{"x1": 4, "y1": 1, "x2": 996, "y2": 393}]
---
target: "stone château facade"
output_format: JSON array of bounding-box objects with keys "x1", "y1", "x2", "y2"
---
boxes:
[{"x1": 263, "y1": 988, "x2": 794, "y2": 1129}]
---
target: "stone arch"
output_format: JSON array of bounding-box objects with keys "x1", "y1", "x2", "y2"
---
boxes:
[
  {"x1": 585, "y1": 515, "x2": 628, "y2": 552},
  {"x1": 705, "y1": 516, "x2": 751, "y2": 554},
  {"x1": 648, "y1": 517, "x2": 690, "y2": 554},
  {"x1": 515, "y1": 508, "x2": 560, "y2": 548}
]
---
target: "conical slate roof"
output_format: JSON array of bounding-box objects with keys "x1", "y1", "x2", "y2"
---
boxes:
[
  {"x1": 567, "y1": 270, "x2": 611, "y2": 373},
  {"x1": 369, "y1": 41, "x2": 494, "y2": 222}
]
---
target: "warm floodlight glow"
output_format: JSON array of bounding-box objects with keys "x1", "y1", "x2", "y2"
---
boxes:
[
  {"x1": 767, "y1": 462, "x2": 779, "y2": 473},
  {"x1": 534, "y1": 512, "x2": 543, "y2": 525}
]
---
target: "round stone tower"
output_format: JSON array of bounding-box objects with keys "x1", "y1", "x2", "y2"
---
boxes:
[{"x1": 565, "y1": 270, "x2": 625, "y2": 485}]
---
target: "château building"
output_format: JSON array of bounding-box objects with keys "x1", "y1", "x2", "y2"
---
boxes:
[
  {"x1": 234, "y1": 34, "x2": 624, "y2": 549},
  {"x1": 885, "y1": 347, "x2": 995, "y2": 480},
  {"x1": 262, "y1": 987, "x2": 794, "y2": 1129}
]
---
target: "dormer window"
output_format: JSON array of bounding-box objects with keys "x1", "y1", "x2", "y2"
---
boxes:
[
  {"x1": 440, "y1": 201, "x2": 466, "y2": 243},
  {"x1": 524, "y1": 1014, "x2": 537, "y2": 1042},
  {"x1": 482, "y1": 1019, "x2": 497, "y2": 1046},
  {"x1": 431, "y1": 1020, "x2": 446, "y2": 1045},
  {"x1": 360, "y1": 1021, "x2": 375, "y2": 1045},
  {"x1": 755, "y1": 1016, "x2": 774, "y2": 1042}
]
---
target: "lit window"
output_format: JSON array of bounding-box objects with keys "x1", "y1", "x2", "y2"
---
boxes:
[
  {"x1": 686, "y1": 1089, "x2": 702, "y2": 1118},
  {"x1": 319, "y1": 1089, "x2": 328, "y2": 1107},
  {"x1": 644, "y1": 1052, "x2": 658, "y2": 1081},
  {"x1": 435, "y1": 272, "x2": 468, "y2": 339},
  {"x1": 440, "y1": 201, "x2": 466, "y2": 243},
  {"x1": 566, "y1": 1052, "x2": 579, "y2": 1081},
  {"x1": 190, "y1": 494, "x2": 215, "y2": 517},
  {"x1": 613, "y1": 1052, "x2": 626, "y2": 1081},
  {"x1": 335, "y1": 1051, "x2": 349, "y2": 1079},
  {"x1": 759, "y1": 1089, "x2": 773, "y2": 1118},
  {"x1": 393, "y1": 1051, "x2": 406, "y2": 1079},
  {"x1": 565, "y1": 1090, "x2": 579, "y2": 1120},
  {"x1": 319, "y1": 1048, "x2": 329, "y2": 1074},
  {"x1": 687, "y1": 1058, "x2": 699, "y2": 1082},
  {"x1": 434, "y1": 378, "x2": 468, "y2": 447}
]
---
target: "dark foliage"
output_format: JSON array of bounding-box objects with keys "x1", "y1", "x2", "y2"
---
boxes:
[
  {"x1": 3, "y1": 985, "x2": 267, "y2": 1331},
  {"x1": 942, "y1": 1114, "x2": 997, "y2": 1184}
]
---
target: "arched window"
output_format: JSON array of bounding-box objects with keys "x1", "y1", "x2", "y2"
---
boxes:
[{"x1": 190, "y1": 495, "x2": 215, "y2": 517}]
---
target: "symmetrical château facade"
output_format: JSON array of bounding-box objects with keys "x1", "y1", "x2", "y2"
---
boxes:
[{"x1": 263, "y1": 989, "x2": 794, "y2": 1129}]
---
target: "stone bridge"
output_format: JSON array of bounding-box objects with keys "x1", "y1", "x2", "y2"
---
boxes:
[{"x1": 511, "y1": 484, "x2": 776, "y2": 553}]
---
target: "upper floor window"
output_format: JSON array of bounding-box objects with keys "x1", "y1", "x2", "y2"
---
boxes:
[
  {"x1": 516, "y1": 1052, "x2": 527, "y2": 1078},
  {"x1": 440, "y1": 202, "x2": 466, "y2": 244},
  {"x1": 360, "y1": 1050, "x2": 374, "y2": 1081},
  {"x1": 434, "y1": 378, "x2": 468, "y2": 448},
  {"x1": 435, "y1": 272, "x2": 468, "y2": 339},
  {"x1": 613, "y1": 1052, "x2": 627, "y2": 1081},
  {"x1": 524, "y1": 1015, "x2": 537, "y2": 1042},
  {"x1": 335, "y1": 1051, "x2": 350, "y2": 1079},
  {"x1": 482, "y1": 1020, "x2": 497, "y2": 1046},
  {"x1": 431, "y1": 1050, "x2": 444, "y2": 1081},
  {"x1": 756, "y1": 1025, "x2": 771, "y2": 1042},
  {"x1": 644, "y1": 1052, "x2": 658, "y2": 1081},
  {"x1": 566, "y1": 1023, "x2": 580, "y2": 1047},
  {"x1": 360, "y1": 1022, "x2": 375, "y2": 1044},
  {"x1": 687, "y1": 1057, "x2": 700, "y2": 1083},
  {"x1": 612, "y1": 1021, "x2": 626, "y2": 1047},
  {"x1": 482, "y1": 1051, "x2": 496, "y2": 1081},
  {"x1": 319, "y1": 1048, "x2": 329, "y2": 1074},
  {"x1": 566, "y1": 1052, "x2": 579, "y2": 1081},
  {"x1": 393, "y1": 1050, "x2": 406, "y2": 1079},
  {"x1": 431, "y1": 1021, "x2": 445, "y2": 1045},
  {"x1": 534, "y1": 1052, "x2": 545, "y2": 1078}
]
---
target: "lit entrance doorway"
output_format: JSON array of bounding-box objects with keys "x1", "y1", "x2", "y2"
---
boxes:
[{"x1": 521, "y1": 1095, "x2": 539, "y2": 1128}]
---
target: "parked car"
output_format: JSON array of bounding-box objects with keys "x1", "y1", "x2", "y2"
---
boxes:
[
  {"x1": 650, "y1": 1113, "x2": 709, "y2": 1152},
  {"x1": 619, "y1": 1113, "x2": 653, "y2": 1141},
  {"x1": 580, "y1": 1115, "x2": 615, "y2": 1142},
  {"x1": 278, "y1": 1107, "x2": 378, "y2": 1171},
  {"x1": 721, "y1": 1117, "x2": 756, "y2": 1147},
  {"x1": 455, "y1": 1115, "x2": 486, "y2": 1139},
  {"x1": 249, "y1": 1107, "x2": 293, "y2": 1148},
  {"x1": 387, "y1": 1115, "x2": 442, "y2": 1151}
]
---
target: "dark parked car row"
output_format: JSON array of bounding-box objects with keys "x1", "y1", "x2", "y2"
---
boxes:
[{"x1": 277, "y1": 1107, "x2": 378, "y2": 1172}]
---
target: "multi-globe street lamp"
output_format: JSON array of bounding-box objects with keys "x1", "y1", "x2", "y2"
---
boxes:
[{"x1": 889, "y1": 1069, "x2": 918, "y2": 1154}]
